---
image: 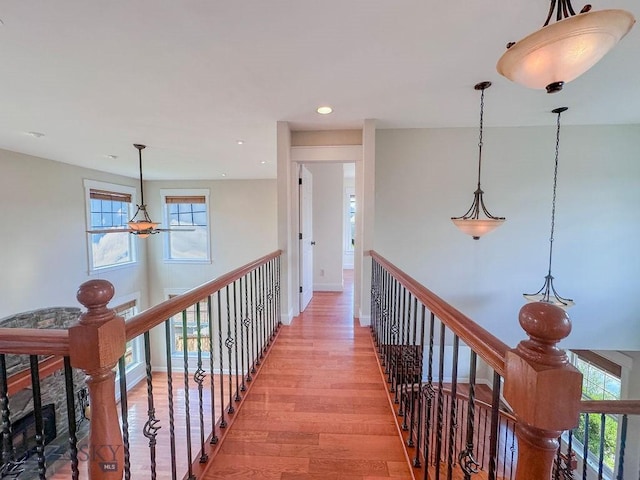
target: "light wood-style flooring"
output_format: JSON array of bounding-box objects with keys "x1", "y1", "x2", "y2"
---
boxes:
[
  {"x1": 48, "y1": 271, "x2": 413, "y2": 479},
  {"x1": 200, "y1": 270, "x2": 413, "y2": 479}
]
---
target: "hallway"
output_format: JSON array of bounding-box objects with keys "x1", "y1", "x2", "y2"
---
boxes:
[{"x1": 202, "y1": 271, "x2": 413, "y2": 479}]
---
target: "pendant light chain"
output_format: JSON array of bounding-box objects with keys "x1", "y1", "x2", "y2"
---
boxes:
[
  {"x1": 546, "y1": 110, "x2": 562, "y2": 276},
  {"x1": 476, "y1": 86, "x2": 485, "y2": 189}
]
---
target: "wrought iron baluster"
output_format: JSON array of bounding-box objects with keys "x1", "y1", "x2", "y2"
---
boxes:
[
  {"x1": 459, "y1": 351, "x2": 479, "y2": 479},
  {"x1": 225, "y1": 286, "x2": 235, "y2": 413},
  {"x1": 488, "y1": 371, "x2": 501, "y2": 480},
  {"x1": 597, "y1": 413, "x2": 606, "y2": 479},
  {"x1": 63, "y1": 357, "x2": 80, "y2": 480},
  {"x1": 258, "y1": 265, "x2": 266, "y2": 360},
  {"x1": 388, "y1": 277, "x2": 399, "y2": 388},
  {"x1": 117, "y1": 357, "x2": 131, "y2": 480},
  {"x1": 239, "y1": 277, "x2": 247, "y2": 391},
  {"x1": 242, "y1": 275, "x2": 253, "y2": 385},
  {"x1": 447, "y1": 335, "x2": 460, "y2": 479},
  {"x1": 232, "y1": 281, "x2": 241, "y2": 402},
  {"x1": 434, "y1": 322, "x2": 446, "y2": 480},
  {"x1": 412, "y1": 303, "x2": 426, "y2": 467},
  {"x1": 509, "y1": 418, "x2": 516, "y2": 479},
  {"x1": 207, "y1": 295, "x2": 219, "y2": 445},
  {"x1": 422, "y1": 312, "x2": 436, "y2": 477},
  {"x1": 582, "y1": 413, "x2": 589, "y2": 480},
  {"x1": 616, "y1": 414, "x2": 627, "y2": 480},
  {"x1": 406, "y1": 297, "x2": 419, "y2": 445},
  {"x1": 144, "y1": 331, "x2": 162, "y2": 480},
  {"x1": 275, "y1": 256, "x2": 282, "y2": 328},
  {"x1": 249, "y1": 269, "x2": 257, "y2": 373},
  {"x1": 164, "y1": 319, "x2": 178, "y2": 479},
  {"x1": 267, "y1": 259, "x2": 275, "y2": 341},
  {"x1": 194, "y1": 301, "x2": 209, "y2": 463},
  {"x1": 28, "y1": 355, "x2": 46, "y2": 479},
  {"x1": 0, "y1": 354, "x2": 18, "y2": 475},
  {"x1": 179, "y1": 312, "x2": 195, "y2": 479},
  {"x1": 502, "y1": 416, "x2": 508, "y2": 478},
  {"x1": 217, "y1": 291, "x2": 227, "y2": 428}
]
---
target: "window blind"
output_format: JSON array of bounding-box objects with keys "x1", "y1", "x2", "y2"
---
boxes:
[
  {"x1": 90, "y1": 188, "x2": 132, "y2": 203},
  {"x1": 165, "y1": 195, "x2": 206, "y2": 204}
]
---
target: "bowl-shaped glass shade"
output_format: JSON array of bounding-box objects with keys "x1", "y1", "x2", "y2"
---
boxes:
[
  {"x1": 497, "y1": 9, "x2": 635, "y2": 90},
  {"x1": 451, "y1": 218, "x2": 505, "y2": 240}
]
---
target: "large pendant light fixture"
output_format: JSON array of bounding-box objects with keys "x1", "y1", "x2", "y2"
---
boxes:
[
  {"x1": 524, "y1": 107, "x2": 574, "y2": 308},
  {"x1": 127, "y1": 144, "x2": 160, "y2": 238},
  {"x1": 451, "y1": 81, "x2": 505, "y2": 240},
  {"x1": 497, "y1": 1, "x2": 635, "y2": 93}
]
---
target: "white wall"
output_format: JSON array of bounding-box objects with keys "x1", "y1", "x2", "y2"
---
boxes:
[
  {"x1": 307, "y1": 163, "x2": 343, "y2": 291},
  {"x1": 0, "y1": 149, "x2": 148, "y2": 319},
  {"x1": 374, "y1": 125, "x2": 640, "y2": 350},
  {"x1": 143, "y1": 179, "x2": 278, "y2": 368}
]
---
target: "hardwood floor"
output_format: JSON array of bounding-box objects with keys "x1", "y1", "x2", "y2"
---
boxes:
[
  {"x1": 200, "y1": 270, "x2": 413, "y2": 480},
  {"x1": 47, "y1": 270, "x2": 413, "y2": 479}
]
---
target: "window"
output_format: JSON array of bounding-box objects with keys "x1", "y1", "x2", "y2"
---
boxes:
[
  {"x1": 84, "y1": 180, "x2": 137, "y2": 272},
  {"x1": 162, "y1": 189, "x2": 210, "y2": 262},
  {"x1": 114, "y1": 299, "x2": 142, "y2": 368},
  {"x1": 569, "y1": 351, "x2": 622, "y2": 474},
  {"x1": 169, "y1": 296, "x2": 210, "y2": 357}
]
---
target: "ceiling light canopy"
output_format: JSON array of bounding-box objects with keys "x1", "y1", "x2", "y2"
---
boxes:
[
  {"x1": 451, "y1": 81, "x2": 505, "y2": 240},
  {"x1": 497, "y1": 1, "x2": 635, "y2": 93},
  {"x1": 316, "y1": 106, "x2": 333, "y2": 115}
]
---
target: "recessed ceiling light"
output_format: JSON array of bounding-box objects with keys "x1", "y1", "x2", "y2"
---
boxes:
[
  {"x1": 237, "y1": 140, "x2": 244, "y2": 145},
  {"x1": 106, "y1": 154, "x2": 118, "y2": 160},
  {"x1": 221, "y1": 173, "x2": 227, "y2": 177},
  {"x1": 316, "y1": 106, "x2": 333, "y2": 115},
  {"x1": 260, "y1": 160, "x2": 267, "y2": 165},
  {"x1": 26, "y1": 131, "x2": 45, "y2": 138}
]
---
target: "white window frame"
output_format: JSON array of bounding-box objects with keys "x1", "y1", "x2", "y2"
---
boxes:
[
  {"x1": 161, "y1": 188, "x2": 211, "y2": 264},
  {"x1": 165, "y1": 288, "x2": 211, "y2": 362},
  {"x1": 84, "y1": 179, "x2": 138, "y2": 274},
  {"x1": 112, "y1": 292, "x2": 146, "y2": 395}
]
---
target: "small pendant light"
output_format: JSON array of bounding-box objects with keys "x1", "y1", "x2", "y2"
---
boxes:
[
  {"x1": 523, "y1": 107, "x2": 574, "y2": 308},
  {"x1": 451, "y1": 81, "x2": 505, "y2": 240}
]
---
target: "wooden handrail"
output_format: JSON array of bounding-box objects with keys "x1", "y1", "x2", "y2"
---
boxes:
[
  {"x1": 580, "y1": 399, "x2": 640, "y2": 415},
  {"x1": 369, "y1": 250, "x2": 509, "y2": 376},
  {"x1": 125, "y1": 250, "x2": 282, "y2": 341},
  {"x1": 0, "y1": 328, "x2": 70, "y2": 356}
]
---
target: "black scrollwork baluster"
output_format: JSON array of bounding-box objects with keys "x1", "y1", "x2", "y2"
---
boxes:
[
  {"x1": 488, "y1": 371, "x2": 502, "y2": 480},
  {"x1": 243, "y1": 276, "x2": 253, "y2": 383},
  {"x1": 459, "y1": 351, "x2": 480, "y2": 479},
  {"x1": 207, "y1": 295, "x2": 219, "y2": 446},
  {"x1": 232, "y1": 282, "x2": 241, "y2": 402},
  {"x1": 164, "y1": 319, "x2": 178, "y2": 479},
  {"x1": 0, "y1": 354, "x2": 23, "y2": 477},
  {"x1": 225, "y1": 286, "x2": 235, "y2": 414},
  {"x1": 446, "y1": 335, "x2": 460, "y2": 479},
  {"x1": 239, "y1": 277, "x2": 247, "y2": 391},
  {"x1": 117, "y1": 357, "x2": 131, "y2": 480},
  {"x1": 616, "y1": 414, "x2": 627, "y2": 480},
  {"x1": 62, "y1": 357, "x2": 80, "y2": 480},
  {"x1": 412, "y1": 304, "x2": 426, "y2": 468},
  {"x1": 194, "y1": 301, "x2": 208, "y2": 463},
  {"x1": 434, "y1": 322, "x2": 446, "y2": 480},
  {"x1": 217, "y1": 291, "x2": 227, "y2": 429},
  {"x1": 143, "y1": 331, "x2": 162, "y2": 480},
  {"x1": 180, "y1": 312, "x2": 195, "y2": 480},
  {"x1": 28, "y1": 355, "x2": 46, "y2": 479}
]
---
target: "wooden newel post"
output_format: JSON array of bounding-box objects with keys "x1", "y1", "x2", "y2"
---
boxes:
[
  {"x1": 70, "y1": 280, "x2": 126, "y2": 479},
  {"x1": 504, "y1": 302, "x2": 583, "y2": 480}
]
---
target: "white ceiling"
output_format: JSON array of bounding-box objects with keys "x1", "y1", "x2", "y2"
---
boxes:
[{"x1": 0, "y1": 1, "x2": 637, "y2": 180}]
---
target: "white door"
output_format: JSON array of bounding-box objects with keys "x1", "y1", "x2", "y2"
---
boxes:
[{"x1": 299, "y1": 165, "x2": 313, "y2": 311}]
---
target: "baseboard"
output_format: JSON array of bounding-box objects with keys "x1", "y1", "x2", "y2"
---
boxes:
[
  {"x1": 281, "y1": 308, "x2": 293, "y2": 325},
  {"x1": 358, "y1": 311, "x2": 371, "y2": 327},
  {"x1": 313, "y1": 283, "x2": 343, "y2": 292}
]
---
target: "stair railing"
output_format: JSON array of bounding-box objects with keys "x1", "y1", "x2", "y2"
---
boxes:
[
  {"x1": 369, "y1": 250, "x2": 584, "y2": 480},
  {"x1": 0, "y1": 250, "x2": 282, "y2": 479}
]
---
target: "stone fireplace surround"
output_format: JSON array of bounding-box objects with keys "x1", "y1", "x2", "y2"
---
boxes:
[{"x1": 0, "y1": 307, "x2": 90, "y2": 476}]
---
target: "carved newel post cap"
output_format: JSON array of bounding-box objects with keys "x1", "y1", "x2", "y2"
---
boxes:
[
  {"x1": 517, "y1": 302, "x2": 572, "y2": 367},
  {"x1": 76, "y1": 279, "x2": 115, "y2": 325}
]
